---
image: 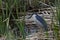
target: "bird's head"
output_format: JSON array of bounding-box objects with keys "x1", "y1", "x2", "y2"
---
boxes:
[{"x1": 27, "y1": 12, "x2": 37, "y2": 19}]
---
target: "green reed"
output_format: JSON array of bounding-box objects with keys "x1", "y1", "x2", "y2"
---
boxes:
[
  {"x1": 0, "y1": 0, "x2": 26, "y2": 40},
  {"x1": 53, "y1": 0, "x2": 60, "y2": 40}
]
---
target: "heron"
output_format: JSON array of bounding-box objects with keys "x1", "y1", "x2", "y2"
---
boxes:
[{"x1": 27, "y1": 12, "x2": 48, "y2": 32}]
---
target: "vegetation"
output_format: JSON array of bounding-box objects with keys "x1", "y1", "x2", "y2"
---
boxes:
[
  {"x1": 0, "y1": 0, "x2": 60, "y2": 40},
  {"x1": 53, "y1": 0, "x2": 60, "y2": 40}
]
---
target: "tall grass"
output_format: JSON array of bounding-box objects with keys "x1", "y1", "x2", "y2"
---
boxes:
[
  {"x1": 0, "y1": 0, "x2": 6, "y2": 35},
  {"x1": 53, "y1": 0, "x2": 60, "y2": 40},
  {"x1": 0, "y1": 0, "x2": 26, "y2": 40}
]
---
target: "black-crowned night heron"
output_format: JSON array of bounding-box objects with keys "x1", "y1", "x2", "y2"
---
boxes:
[{"x1": 28, "y1": 12, "x2": 48, "y2": 31}]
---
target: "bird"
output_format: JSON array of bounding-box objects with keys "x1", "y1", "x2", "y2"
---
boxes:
[{"x1": 27, "y1": 12, "x2": 48, "y2": 32}]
